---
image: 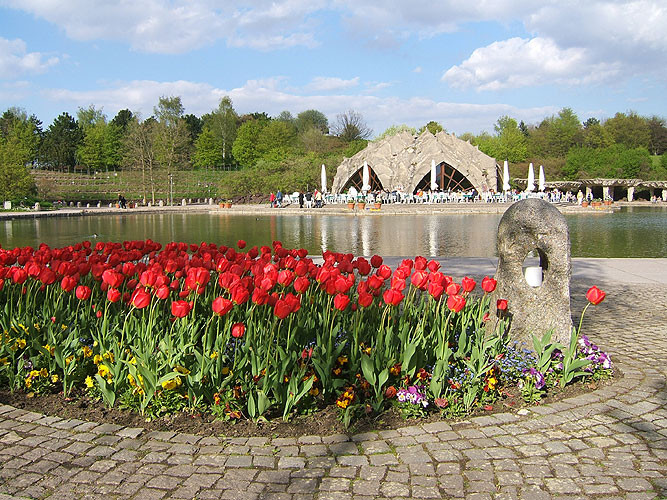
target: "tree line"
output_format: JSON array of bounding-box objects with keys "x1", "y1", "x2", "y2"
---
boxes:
[{"x1": 1, "y1": 97, "x2": 666, "y2": 202}]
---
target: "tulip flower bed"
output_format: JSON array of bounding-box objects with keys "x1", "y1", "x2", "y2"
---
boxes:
[{"x1": 0, "y1": 239, "x2": 612, "y2": 426}]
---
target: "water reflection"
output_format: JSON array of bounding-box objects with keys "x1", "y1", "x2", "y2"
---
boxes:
[{"x1": 1, "y1": 207, "x2": 665, "y2": 258}]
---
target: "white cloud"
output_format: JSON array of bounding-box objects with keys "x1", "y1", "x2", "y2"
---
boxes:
[
  {"x1": 442, "y1": 37, "x2": 621, "y2": 90},
  {"x1": 3, "y1": 0, "x2": 324, "y2": 53},
  {"x1": 41, "y1": 77, "x2": 555, "y2": 134},
  {"x1": 0, "y1": 37, "x2": 60, "y2": 79},
  {"x1": 307, "y1": 76, "x2": 360, "y2": 91},
  {"x1": 413, "y1": 66, "x2": 422, "y2": 73}
]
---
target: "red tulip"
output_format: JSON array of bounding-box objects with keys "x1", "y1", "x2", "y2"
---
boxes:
[
  {"x1": 277, "y1": 269, "x2": 295, "y2": 287},
  {"x1": 383, "y1": 288, "x2": 404, "y2": 306},
  {"x1": 274, "y1": 299, "x2": 292, "y2": 319},
  {"x1": 11, "y1": 268, "x2": 27, "y2": 284},
  {"x1": 446, "y1": 294, "x2": 466, "y2": 313},
  {"x1": 293, "y1": 276, "x2": 310, "y2": 294},
  {"x1": 212, "y1": 296, "x2": 233, "y2": 316},
  {"x1": 155, "y1": 285, "x2": 170, "y2": 300},
  {"x1": 446, "y1": 282, "x2": 461, "y2": 296},
  {"x1": 107, "y1": 287, "x2": 121, "y2": 303},
  {"x1": 481, "y1": 276, "x2": 497, "y2": 293},
  {"x1": 230, "y1": 285, "x2": 249, "y2": 305},
  {"x1": 377, "y1": 265, "x2": 392, "y2": 280},
  {"x1": 60, "y1": 275, "x2": 78, "y2": 292},
  {"x1": 370, "y1": 255, "x2": 383, "y2": 268},
  {"x1": 461, "y1": 276, "x2": 476, "y2": 293},
  {"x1": 358, "y1": 292, "x2": 373, "y2": 308},
  {"x1": 427, "y1": 282, "x2": 444, "y2": 300},
  {"x1": 427, "y1": 260, "x2": 441, "y2": 273},
  {"x1": 496, "y1": 299, "x2": 508, "y2": 311},
  {"x1": 237, "y1": 240, "x2": 246, "y2": 249},
  {"x1": 96, "y1": 310, "x2": 102, "y2": 319},
  {"x1": 231, "y1": 322, "x2": 245, "y2": 338},
  {"x1": 131, "y1": 288, "x2": 151, "y2": 309},
  {"x1": 586, "y1": 286, "x2": 605, "y2": 305},
  {"x1": 36, "y1": 267, "x2": 55, "y2": 285},
  {"x1": 171, "y1": 300, "x2": 192, "y2": 318},
  {"x1": 411, "y1": 270, "x2": 428, "y2": 290},
  {"x1": 75, "y1": 285, "x2": 92, "y2": 301},
  {"x1": 414, "y1": 256, "x2": 427, "y2": 271},
  {"x1": 333, "y1": 293, "x2": 350, "y2": 311},
  {"x1": 102, "y1": 269, "x2": 124, "y2": 289}
]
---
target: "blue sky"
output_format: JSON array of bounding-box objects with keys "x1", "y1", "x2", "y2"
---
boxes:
[{"x1": 1, "y1": 0, "x2": 665, "y2": 136}]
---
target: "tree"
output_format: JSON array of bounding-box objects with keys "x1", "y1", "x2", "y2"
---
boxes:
[
  {"x1": 193, "y1": 126, "x2": 223, "y2": 169},
  {"x1": 232, "y1": 119, "x2": 265, "y2": 168},
  {"x1": 547, "y1": 108, "x2": 582, "y2": 157},
  {"x1": 110, "y1": 109, "x2": 133, "y2": 133},
  {"x1": 0, "y1": 113, "x2": 37, "y2": 199},
  {"x1": 296, "y1": 109, "x2": 329, "y2": 134},
  {"x1": 331, "y1": 110, "x2": 372, "y2": 142},
  {"x1": 41, "y1": 112, "x2": 83, "y2": 172},
  {"x1": 582, "y1": 120, "x2": 614, "y2": 149},
  {"x1": 184, "y1": 114, "x2": 203, "y2": 143},
  {"x1": 374, "y1": 124, "x2": 416, "y2": 142},
  {"x1": 492, "y1": 116, "x2": 527, "y2": 163},
  {"x1": 604, "y1": 112, "x2": 650, "y2": 149},
  {"x1": 76, "y1": 105, "x2": 106, "y2": 132},
  {"x1": 257, "y1": 120, "x2": 297, "y2": 161},
  {"x1": 77, "y1": 120, "x2": 107, "y2": 173},
  {"x1": 202, "y1": 97, "x2": 239, "y2": 168},
  {"x1": 123, "y1": 116, "x2": 157, "y2": 204},
  {"x1": 276, "y1": 111, "x2": 295, "y2": 124},
  {"x1": 418, "y1": 121, "x2": 444, "y2": 135},
  {"x1": 299, "y1": 126, "x2": 328, "y2": 153},
  {"x1": 647, "y1": 116, "x2": 667, "y2": 156}
]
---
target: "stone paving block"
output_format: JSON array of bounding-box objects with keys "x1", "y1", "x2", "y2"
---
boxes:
[{"x1": 617, "y1": 477, "x2": 654, "y2": 492}]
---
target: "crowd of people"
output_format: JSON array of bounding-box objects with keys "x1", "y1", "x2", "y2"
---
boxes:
[{"x1": 269, "y1": 190, "x2": 324, "y2": 209}]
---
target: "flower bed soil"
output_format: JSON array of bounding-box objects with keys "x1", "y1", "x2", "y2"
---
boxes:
[{"x1": 0, "y1": 371, "x2": 617, "y2": 438}]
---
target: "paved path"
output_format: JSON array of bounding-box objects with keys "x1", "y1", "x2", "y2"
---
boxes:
[{"x1": 0, "y1": 279, "x2": 665, "y2": 498}]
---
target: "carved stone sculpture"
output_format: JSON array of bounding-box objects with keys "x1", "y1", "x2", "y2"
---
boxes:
[{"x1": 495, "y1": 199, "x2": 572, "y2": 345}]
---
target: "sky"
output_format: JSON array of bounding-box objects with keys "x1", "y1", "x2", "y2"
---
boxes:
[{"x1": 0, "y1": 0, "x2": 665, "y2": 137}]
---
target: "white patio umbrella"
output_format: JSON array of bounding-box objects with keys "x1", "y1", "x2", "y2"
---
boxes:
[
  {"x1": 502, "y1": 160, "x2": 511, "y2": 192},
  {"x1": 362, "y1": 161, "x2": 371, "y2": 191},
  {"x1": 321, "y1": 164, "x2": 327, "y2": 193},
  {"x1": 538, "y1": 164, "x2": 546, "y2": 192},
  {"x1": 430, "y1": 160, "x2": 438, "y2": 190},
  {"x1": 526, "y1": 163, "x2": 535, "y2": 192}
]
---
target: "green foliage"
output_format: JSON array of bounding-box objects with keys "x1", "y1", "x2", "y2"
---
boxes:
[
  {"x1": 296, "y1": 109, "x2": 329, "y2": 135},
  {"x1": 41, "y1": 112, "x2": 83, "y2": 171},
  {"x1": 604, "y1": 111, "x2": 651, "y2": 149},
  {"x1": 565, "y1": 144, "x2": 652, "y2": 179},
  {"x1": 374, "y1": 124, "x2": 416, "y2": 142},
  {"x1": 418, "y1": 121, "x2": 445, "y2": 135},
  {"x1": 231, "y1": 120, "x2": 266, "y2": 168},
  {"x1": 492, "y1": 116, "x2": 528, "y2": 163},
  {"x1": 193, "y1": 127, "x2": 223, "y2": 169},
  {"x1": 0, "y1": 116, "x2": 37, "y2": 199}
]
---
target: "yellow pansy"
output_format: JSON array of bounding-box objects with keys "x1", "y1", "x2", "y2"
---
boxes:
[
  {"x1": 173, "y1": 365, "x2": 190, "y2": 375},
  {"x1": 85, "y1": 376, "x2": 94, "y2": 388},
  {"x1": 93, "y1": 354, "x2": 103, "y2": 365},
  {"x1": 39, "y1": 368, "x2": 48, "y2": 377},
  {"x1": 16, "y1": 339, "x2": 26, "y2": 349},
  {"x1": 82, "y1": 346, "x2": 93, "y2": 358},
  {"x1": 51, "y1": 374, "x2": 59, "y2": 383},
  {"x1": 210, "y1": 351, "x2": 219, "y2": 360},
  {"x1": 65, "y1": 355, "x2": 74, "y2": 365},
  {"x1": 97, "y1": 364, "x2": 111, "y2": 378},
  {"x1": 161, "y1": 377, "x2": 182, "y2": 390}
]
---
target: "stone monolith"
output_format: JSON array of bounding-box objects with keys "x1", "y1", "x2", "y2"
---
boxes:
[{"x1": 495, "y1": 198, "x2": 572, "y2": 345}]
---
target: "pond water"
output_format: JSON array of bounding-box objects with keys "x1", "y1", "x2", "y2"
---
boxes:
[{"x1": 1, "y1": 206, "x2": 665, "y2": 258}]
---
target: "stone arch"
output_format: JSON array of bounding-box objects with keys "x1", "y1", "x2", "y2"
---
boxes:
[
  {"x1": 413, "y1": 161, "x2": 474, "y2": 193},
  {"x1": 331, "y1": 130, "x2": 497, "y2": 194},
  {"x1": 341, "y1": 164, "x2": 384, "y2": 192}
]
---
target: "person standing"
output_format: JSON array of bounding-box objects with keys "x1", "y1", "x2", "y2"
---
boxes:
[
  {"x1": 269, "y1": 192, "x2": 276, "y2": 208},
  {"x1": 298, "y1": 191, "x2": 304, "y2": 209},
  {"x1": 276, "y1": 190, "x2": 283, "y2": 208}
]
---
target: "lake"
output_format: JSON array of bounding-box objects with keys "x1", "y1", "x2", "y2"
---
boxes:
[{"x1": 1, "y1": 206, "x2": 665, "y2": 258}]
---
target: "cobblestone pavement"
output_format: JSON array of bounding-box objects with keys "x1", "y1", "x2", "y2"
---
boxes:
[{"x1": 0, "y1": 283, "x2": 665, "y2": 499}]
